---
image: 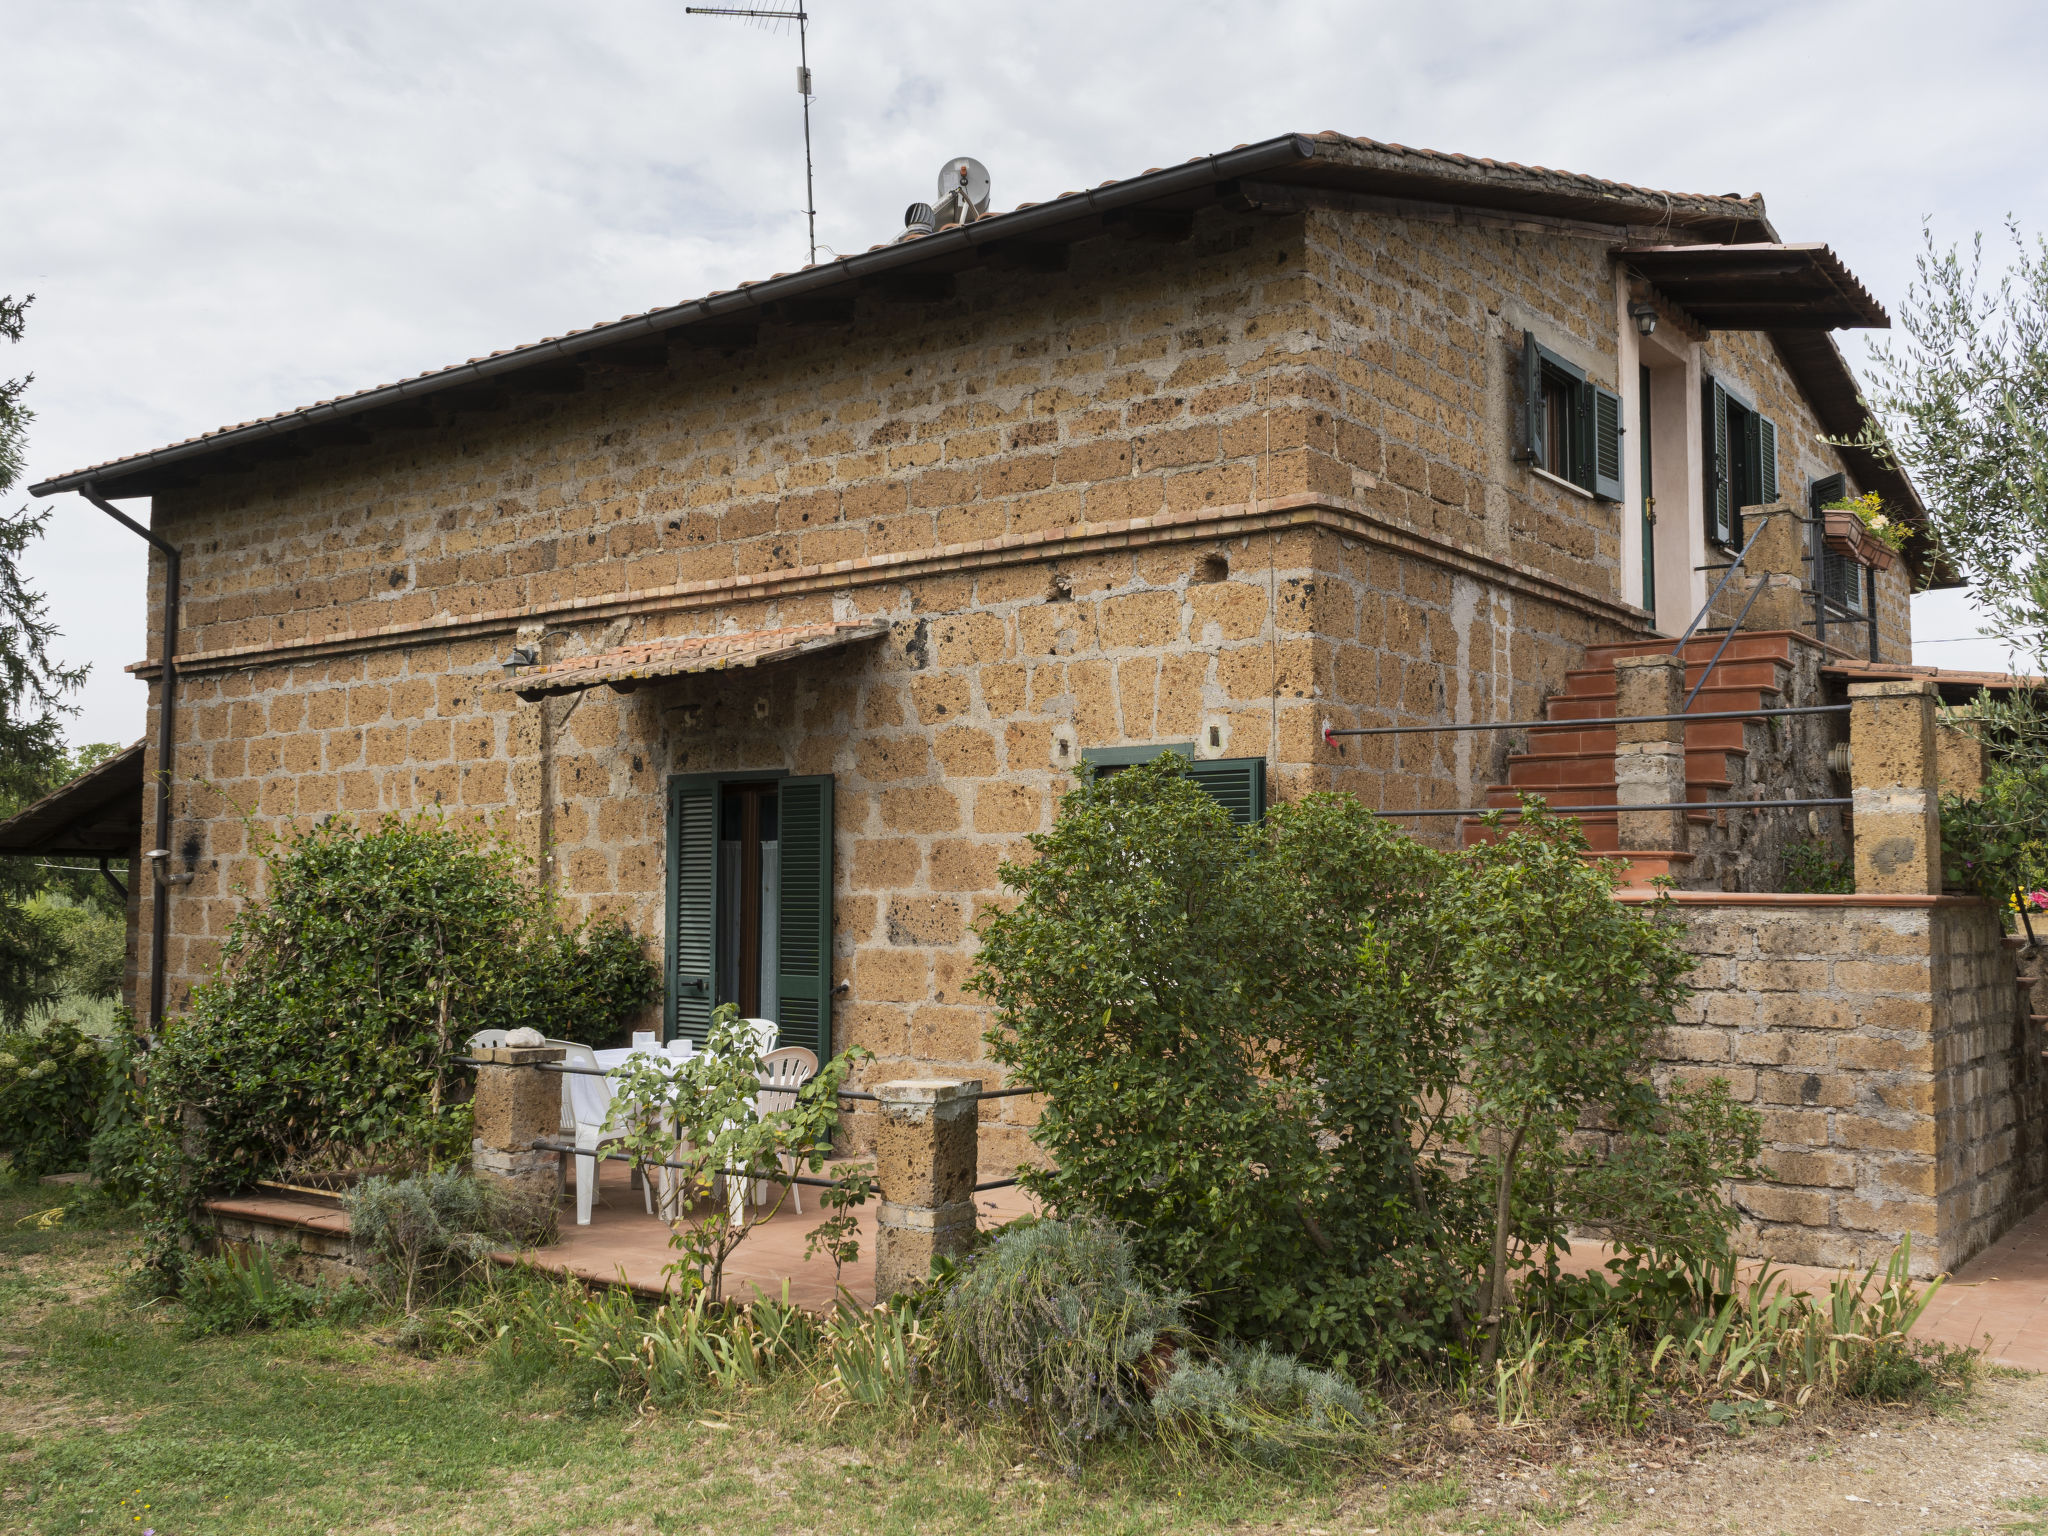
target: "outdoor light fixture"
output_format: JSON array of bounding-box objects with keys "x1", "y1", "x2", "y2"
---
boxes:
[
  {"x1": 502, "y1": 642, "x2": 539, "y2": 675},
  {"x1": 1630, "y1": 301, "x2": 1659, "y2": 336}
]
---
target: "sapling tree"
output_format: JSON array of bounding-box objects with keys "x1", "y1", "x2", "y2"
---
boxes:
[
  {"x1": 1441, "y1": 803, "x2": 1735, "y2": 1369},
  {"x1": 608, "y1": 1004, "x2": 869, "y2": 1302}
]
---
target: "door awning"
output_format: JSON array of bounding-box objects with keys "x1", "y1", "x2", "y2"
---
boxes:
[
  {"x1": 0, "y1": 741, "x2": 145, "y2": 858},
  {"x1": 1615, "y1": 243, "x2": 1888, "y2": 330},
  {"x1": 495, "y1": 620, "x2": 889, "y2": 702}
]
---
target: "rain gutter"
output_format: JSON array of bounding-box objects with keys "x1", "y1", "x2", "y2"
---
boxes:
[{"x1": 78, "y1": 482, "x2": 184, "y2": 1035}]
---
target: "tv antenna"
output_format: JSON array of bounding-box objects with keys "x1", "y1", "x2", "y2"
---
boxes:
[{"x1": 685, "y1": 5, "x2": 819, "y2": 265}]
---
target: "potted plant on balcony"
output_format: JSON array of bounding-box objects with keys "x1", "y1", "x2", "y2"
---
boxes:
[{"x1": 1821, "y1": 491, "x2": 1906, "y2": 572}]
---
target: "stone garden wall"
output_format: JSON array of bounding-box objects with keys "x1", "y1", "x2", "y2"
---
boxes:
[{"x1": 1628, "y1": 890, "x2": 2048, "y2": 1277}]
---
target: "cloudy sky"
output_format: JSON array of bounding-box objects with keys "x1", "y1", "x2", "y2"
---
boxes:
[{"x1": 6, "y1": 0, "x2": 2045, "y2": 747}]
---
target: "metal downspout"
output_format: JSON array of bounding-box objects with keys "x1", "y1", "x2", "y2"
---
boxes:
[{"x1": 78, "y1": 482, "x2": 180, "y2": 1036}]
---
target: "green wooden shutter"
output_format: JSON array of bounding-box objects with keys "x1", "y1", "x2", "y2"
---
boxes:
[
  {"x1": 1702, "y1": 378, "x2": 1731, "y2": 544},
  {"x1": 774, "y1": 774, "x2": 835, "y2": 1059},
  {"x1": 666, "y1": 775, "x2": 720, "y2": 1044},
  {"x1": 1758, "y1": 415, "x2": 1779, "y2": 503},
  {"x1": 1187, "y1": 757, "x2": 1266, "y2": 825},
  {"x1": 1592, "y1": 384, "x2": 1625, "y2": 501},
  {"x1": 1521, "y1": 330, "x2": 1544, "y2": 468},
  {"x1": 1809, "y1": 472, "x2": 1845, "y2": 512}
]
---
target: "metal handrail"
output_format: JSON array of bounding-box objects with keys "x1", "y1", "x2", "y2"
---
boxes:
[
  {"x1": 1322, "y1": 703, "x2": 1846, "y2": 740},
  {"x1": 1373, "y1": 796, "x2": 1851, "y2": 819},
  {"x1": 1671, "y1": 518, "x2": 1771, "y2": 652},
  {"x1": 1680, "y1": 569, "x2": 1771, "y2": 713}
]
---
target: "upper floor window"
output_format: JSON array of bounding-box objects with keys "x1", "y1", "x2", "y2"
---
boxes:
[
  {"x1": 1521, "y1": 331, "x2": 1623, "y2": 501},
  {"x1": 1702, "y1": 377, "x2": 1779, "y2": 546}
]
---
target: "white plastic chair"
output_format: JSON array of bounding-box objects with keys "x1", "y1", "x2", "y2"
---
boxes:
[
  {"x1": 553, "y1": 1041, "x2": 652, "y2": 1226},
  {"x1": 750, "y1": 1046, "x2": 819, "y2": 1213},
  {"x1": 739, "y1": 1017, "x2": 780, "y2": 1058}
]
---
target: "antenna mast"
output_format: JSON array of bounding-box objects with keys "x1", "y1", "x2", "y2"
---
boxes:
[{"x1": 685, "y1": 5, "x2": 818, "y2": 265}]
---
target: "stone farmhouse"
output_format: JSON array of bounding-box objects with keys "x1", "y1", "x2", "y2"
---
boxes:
[{"x1": 21, "y1": 131, "x2": 2042, "y2": 1271}]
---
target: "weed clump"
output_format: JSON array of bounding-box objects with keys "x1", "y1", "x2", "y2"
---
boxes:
[
  {"x1": 930, "y1": 1216, "x2": 1186, "y2": 1457},
  {"x1": 1151, "y1": 1341, "x2": 1372, "y2": 1463}
]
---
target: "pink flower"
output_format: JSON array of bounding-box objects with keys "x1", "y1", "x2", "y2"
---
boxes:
[{"x1": 2028, "y1": 889, "x2": 2048, "y2": 912}]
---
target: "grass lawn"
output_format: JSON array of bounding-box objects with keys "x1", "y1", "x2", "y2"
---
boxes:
[
  {"x1": 5, "y1": 1177, "x2": 2035, "y2": 1536},
  {"x1": 0, "y1": 1180, "x2": 1371, "y2": 1536}
]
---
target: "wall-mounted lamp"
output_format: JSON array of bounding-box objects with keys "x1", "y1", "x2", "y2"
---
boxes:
[
  {"x1": 502, "y1": 643, "x2": 540, "y2": 675},
  {"x1": 1629, "y1": 301, "x2": 1659, "y2": 337}
]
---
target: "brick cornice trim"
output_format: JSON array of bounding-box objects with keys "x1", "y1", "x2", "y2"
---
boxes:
[{"x1": 133, "y1": 491, "x2": 1652, "y2": 678}]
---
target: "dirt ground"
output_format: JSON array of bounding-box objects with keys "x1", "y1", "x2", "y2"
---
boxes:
[{"x1": 1362, "y1": 1370, "x2": 2048, "y2": 1535}]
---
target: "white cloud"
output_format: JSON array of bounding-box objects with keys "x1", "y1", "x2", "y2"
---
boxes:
[{"x1": 7, "y1": 0, "x2": 2045, "y2": 742}]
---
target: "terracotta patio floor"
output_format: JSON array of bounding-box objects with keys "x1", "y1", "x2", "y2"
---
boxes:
[
  {"x1": 494, "y1": 1158, "x2": 1039, "y2": 1309},
  {"x1": 510, "y1": 1167, "x2": 2048, "y2": 1364}
]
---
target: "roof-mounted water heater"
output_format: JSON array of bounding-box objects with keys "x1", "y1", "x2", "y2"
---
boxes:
[{"x1": 904, "y1": 156, "x2": 991, "y2": 234}]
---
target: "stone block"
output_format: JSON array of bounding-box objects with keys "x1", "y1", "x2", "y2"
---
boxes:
[
  {"x1": 1849, "y1": 681, "x2": 1940, "y2": 895},
  {"x1": 873, "y1": 1079, "x2": 981, "y2": 1297},
  {"x1": 470, "y1": 1045, "x2": 567, "y2": 1200}
]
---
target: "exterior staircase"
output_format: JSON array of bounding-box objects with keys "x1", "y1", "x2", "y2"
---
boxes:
[{"x1": 1461, "y1": 630, "x2": 1836, "y2": 889}]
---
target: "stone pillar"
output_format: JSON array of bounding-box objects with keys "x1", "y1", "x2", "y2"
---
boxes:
[
  {"x1": 1613, "y1": 654, "x2": 1687, "y2": 850},
  {"x1": 1849, "y1": 680, "x2": 1941, "y2": 895},
  {"x1": 470, "y1": 1044, "x2": 567, "y2": 1199},
  {"x1": 873, "y1": 1078, "x2": 979, "y2": 1298}
]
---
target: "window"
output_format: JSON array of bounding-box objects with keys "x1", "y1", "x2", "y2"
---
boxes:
[
  {"x1": 1701, "y1": 377, "x2": 1779, "y2": 546},
  {"x1": 1078, "y1": 744, "x2": 1267, "y2": 824},
  {"x1": 667, "y1": 772, "x2": 834, "y2": 1055},
  {"x1": 1520, "y1": 331, "x2": 1624, "y2": 500},
  {"x1": 1808, "y1": 472, "x2": 1867, "y2": 617}
]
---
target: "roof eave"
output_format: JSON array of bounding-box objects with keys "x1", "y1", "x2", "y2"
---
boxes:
[{"x1": 30, "y1": 136, "x2": 1323, "y2": 500}]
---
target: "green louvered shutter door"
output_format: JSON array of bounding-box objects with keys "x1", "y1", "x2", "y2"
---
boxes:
[
  {"x1": 666, "y1": 775, "x2": 719, "y2": 1044},
  {"x1": 775, "y1": 774, "x2": 835, "y2": 1059},
  {"x1": 1702, "y1": 379, "x2": 1732, "y2": 543},
  {"x1": 1758, "y1": 415, "x2": 1779, "y2": 503},
  {"x1": 1188, "y1": 757, "x2": 1266, "y2": 825},
  {"x1": 1521, "y1": 330, "x2": 1544, "y2": 467},
  {"x1": 1592, "y1": 384, "x2": 1625, "y2": 501}
]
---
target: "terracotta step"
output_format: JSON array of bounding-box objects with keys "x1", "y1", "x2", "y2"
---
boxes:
[
  {"x1": 1479, "y1": 786, "x2": 1718, "y2": 819},
  {"x1": 1545, "y1": 684, "x2": 1777, "y2": 722},
  {"x1": 1525, "y1": 719, "x2": 1752, "y2": 756},
  {"x1": 1584, "y1": 850, "x2": 1696, "y2": 887},
  {"x1": 1503, "y1": 749, "x2": 1741, "y2": 791},
  {"x1": 1463, "y1": 815, "x2": 1627, "y2": 852},
  {"x1": 1582, "y1": 631, "x2": 1804, "y2": 669},
  {"x1": 1559, "y1": 658, "x2": 1789, "y2": 697}
]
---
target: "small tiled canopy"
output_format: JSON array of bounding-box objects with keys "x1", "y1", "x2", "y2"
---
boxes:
[{"x1": 493, "y1": 620, "x2": 890, "y2": 702}]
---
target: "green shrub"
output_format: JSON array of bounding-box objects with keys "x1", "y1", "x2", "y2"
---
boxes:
[
  {"x1": 345, "y1": 1168, "x2": 553, "y2": 1314},
  {"x1": 930, "y1": 1216, "x2": 1187, "y2": 1458},
  {"x1": 1783, "y1": 835, "x2": 1854, "y2": 894},
  {"x1": 0, "y1": 1018, "x2": 114, "y2": 1178},
  {"x1": 135, "y1": 813, "x2": 658, "y2": 1271},
  {"x1": 1150, "y1": 1342, "x2": 1371, "y2": 1463},
  {"x1": 85, "y1": 1024, "x2": 147, "y2": 1205},
  {"x1": 972, "y1": 759, "x2": 1754, "y2": 1370},
  {"x1": 1942, "y1": 758, "x2": 2048, "y2": 913}
]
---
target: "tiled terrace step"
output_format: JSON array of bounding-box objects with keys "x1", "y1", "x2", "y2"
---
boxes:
[
  {"x1": 1499, "y1": 749, "x2": 1739, "y2": 792},
  {"x1": 1558, "y1": 657, "x2": 1790, "y2": 697},
  {"x1": 1581, "y1": 630, "x2": 1807, "y2": 669}
]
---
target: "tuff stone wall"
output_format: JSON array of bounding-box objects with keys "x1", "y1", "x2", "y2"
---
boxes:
[
  {"x1": 123, "y1": 197, "x2": 1890, "y2": 1178},
  {"x1": 1634, "y1": 892, "x2": 2046, "y2": 1277},
  {"x1": 1701, "y1": 330, "x2": 1912, "y2": 665}
]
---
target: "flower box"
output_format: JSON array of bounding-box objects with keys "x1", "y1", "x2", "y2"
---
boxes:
[{"x1": 1822, "y1": 511, "x2": 1897, "y2": 572}]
